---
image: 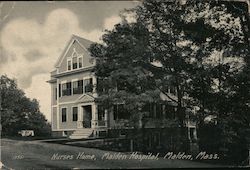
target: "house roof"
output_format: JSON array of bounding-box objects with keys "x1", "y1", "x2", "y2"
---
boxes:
[
  {"x1": 54, "y1": 34, "x2": 94, "y2": 68},
  {"x1": 72, "y1": 34, "x2": 93, "y2": 49}
]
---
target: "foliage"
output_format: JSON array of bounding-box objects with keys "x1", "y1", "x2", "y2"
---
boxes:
[
  {"x1": 0, "y1": 75, "x2": 51, "y2": 136},
  {"x1": 89, "y1": 0, "x2": 250, "y2": 164}
]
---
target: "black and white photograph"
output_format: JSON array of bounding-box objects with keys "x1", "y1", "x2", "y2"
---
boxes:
[{"x1": 0, "y1": 0, "x2": 250, "y2": 169}]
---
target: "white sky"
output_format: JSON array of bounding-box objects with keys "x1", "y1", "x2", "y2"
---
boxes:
[{"x1": 0, "y1": 1, "x2": 138, "y2": 122}]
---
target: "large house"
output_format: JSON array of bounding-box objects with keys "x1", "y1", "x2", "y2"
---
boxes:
[{"x1": 48, "y1": 35, "x2": 197, "y2": 149}]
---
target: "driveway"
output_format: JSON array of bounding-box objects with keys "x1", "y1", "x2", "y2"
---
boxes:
[{"x1": 1, "y1": 138, "x2": 226, "y2": 169}]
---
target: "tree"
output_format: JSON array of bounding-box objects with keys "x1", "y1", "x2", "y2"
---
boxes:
[
  {"x1": 0, "y1": 75, "x2": 51, "y2": 136},
  {"x1": 90, "y1": 0, "x2": 250, "y2": 162},
  {"x1": 134, "y1": 1, "x2": 250, "y2": 163}
]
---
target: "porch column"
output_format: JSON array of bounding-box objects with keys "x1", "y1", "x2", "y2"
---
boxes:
[
  {"x1": 91, "y1": 104, "x2": 98, "y2": 128},
  {"x1": 77, "y1": 105, "x2": 83, "y2": 128}
]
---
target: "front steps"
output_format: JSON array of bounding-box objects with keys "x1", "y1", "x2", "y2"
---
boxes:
[{"x1": 69, "y1": 128, "x2": 93, "y2": 139}]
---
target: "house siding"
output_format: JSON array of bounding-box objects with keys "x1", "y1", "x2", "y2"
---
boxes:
[
  {"x1": 51, "y1": 83, "x2": 57, "y2": 106},
  {"x1": 58, "y1": 40, "x2": 94, "y2": 73},
  {"x1": 58, "y1": 71, "x2": 96, "y2": 103},
  {"x1": 52, "y1": 107, "x2": 57, "y2": 130},
  {"x1": 58, "y1": 104, "x2": 78, "y2": 130}
]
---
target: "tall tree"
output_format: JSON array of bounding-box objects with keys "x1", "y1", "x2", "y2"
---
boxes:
[
  {"x1": 90, "y1": 0, "x2": 250, "y2": 162},
  {"x1": 0, "y1": 75, "x2": 51, "y2": 136}
]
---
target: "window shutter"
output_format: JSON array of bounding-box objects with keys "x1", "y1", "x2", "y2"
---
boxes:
[{"x1": 59, "y1": 84, "x2": 61, "y2": 97}]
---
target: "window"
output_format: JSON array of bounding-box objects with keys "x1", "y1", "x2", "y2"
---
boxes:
[
  {"x1": 62, "y1": 82, "x2": 72, "y2": 96},
  {"x1": 72, "y1": 107, "x2": 78, "y2": 121},
  {"x1": 62, "y1": 108, "x2": 67, "y2": 122},
  {"x1": 62, "y1": 83, "x2": 67, "y2": 96},
  {"x1": 72, "y1": 81, "x2": 78, "y2": 94},
  {"x1": 67, "y1": 60, "x2": 71, "y2": 70},
  {"x1": 78, "y1": 80, "x2": 83, "y2": 93},
  {"x1": 66, "y1": 82, "x2": 72, "y2": 95},
  {"x1": 73, "y1": 56, "x2": 77, "y2": 69},
  {"x1": 78, "y1": 57, "x2": 83, "y2": 68},
  {"x1": 73, "y1": 80, "x2": 83, "y2": 94},
  {"x1": 98, "y1": 105, "x2": 105, "y2": 120},
  {"x1": 84, "y1": 78, "x2": 93, "y2": 93}
]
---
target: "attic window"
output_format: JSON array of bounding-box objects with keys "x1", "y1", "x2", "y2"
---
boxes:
[
  {"x1": 78, "y1": 57, "x2": 83, "y2": 68},
  {"x1": 73, "y1": 56, "x2": 77, "y2": 69},
  {"x1": 67, "y1": 60, "x2": 71, "y2": 70}
]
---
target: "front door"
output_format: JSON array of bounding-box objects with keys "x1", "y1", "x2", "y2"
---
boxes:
[{"x1": 82, "y1": 105, "x2": 92, "y2": 128}]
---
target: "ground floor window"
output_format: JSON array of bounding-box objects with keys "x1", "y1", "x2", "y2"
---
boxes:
[
  {"x1": 62, "y1": 108, "x2": 67, "y2": 122},
  {"x1": 72, "y1": 107, "x2": 78, "y2": 121},
  {"x1": 98, "y1": 105, "x2": 105, "y2": 120}
]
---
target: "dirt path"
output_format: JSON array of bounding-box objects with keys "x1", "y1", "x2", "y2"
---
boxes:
[{"x1": 1, "y1": 138, "x2": 225, "y2": 169}]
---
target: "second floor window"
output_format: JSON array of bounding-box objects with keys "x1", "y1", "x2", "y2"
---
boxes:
[
  {"x1": 62, "y1": 82, "x2": 72, "y2": 96},
  {"x1": 84, "y1": 78, "x2": 93, "y2": 93},
  {"x1": 73, "y1": 80, "x2": 83, "y2": 94}
]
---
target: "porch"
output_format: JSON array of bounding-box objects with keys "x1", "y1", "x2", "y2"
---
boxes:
[
  {"x1": 76, "y1": 104, "x2": 108, "y2": 129},
  {"x1": 69, "y1": 102, "x2": 108, "y2": 139}
]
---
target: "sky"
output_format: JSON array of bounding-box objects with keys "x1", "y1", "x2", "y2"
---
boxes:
[{"x1": 0, "y1": 1, "x2": 139, "y2": 122}]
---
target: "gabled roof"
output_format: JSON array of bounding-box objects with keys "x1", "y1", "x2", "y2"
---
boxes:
[
  {"x1": 72, "y1": 34, "x2": 93, "y2": 48},
  {"x1": 54, "y1": 34, "x2": 94, "y2": 68}
]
